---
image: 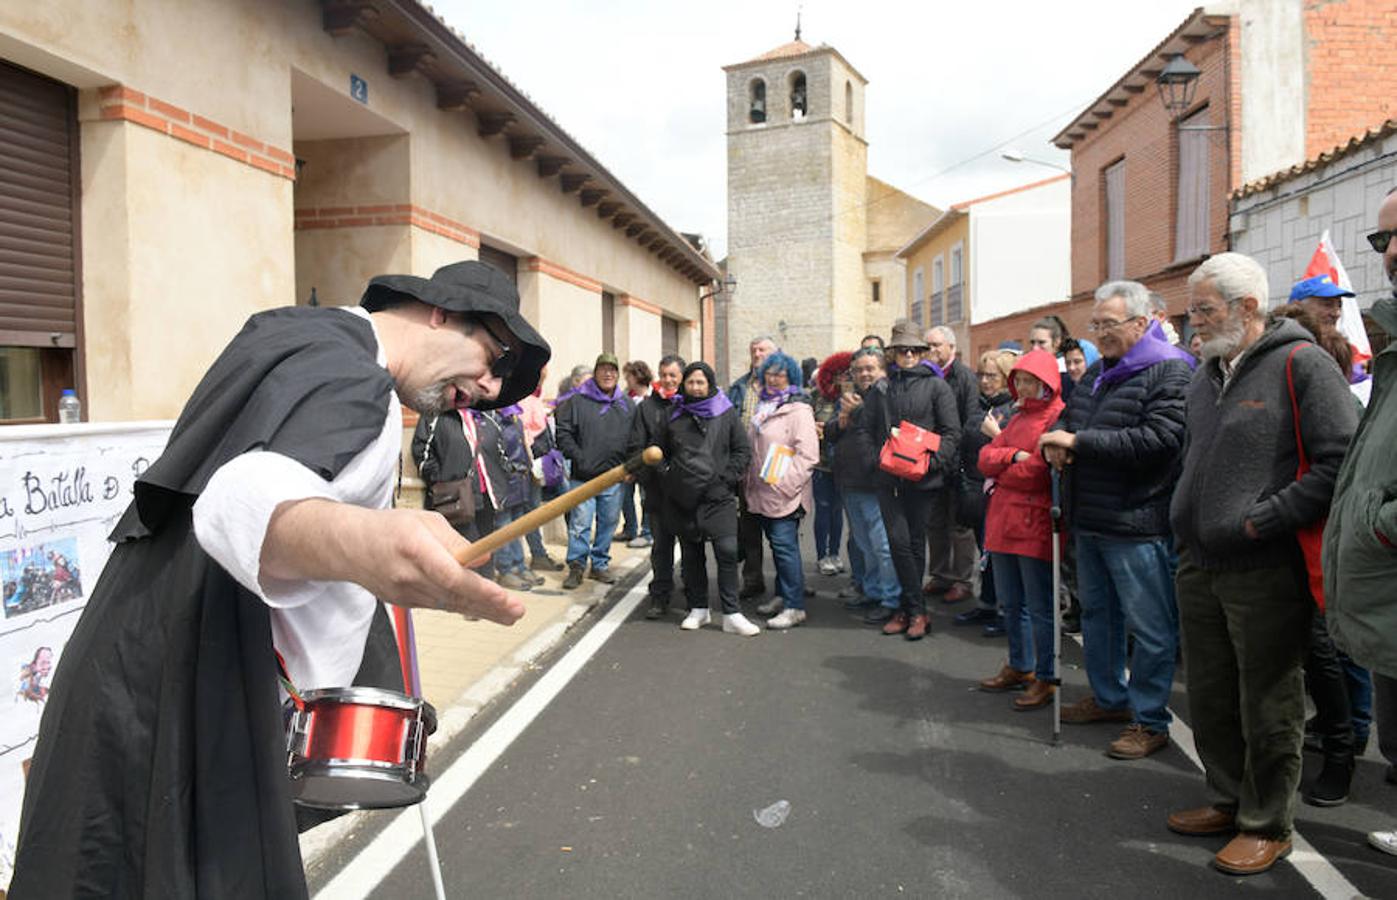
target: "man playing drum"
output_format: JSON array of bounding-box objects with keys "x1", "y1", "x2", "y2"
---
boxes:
[{"x1": 9, "y1": 261, "x2": 549, "y2": 899}]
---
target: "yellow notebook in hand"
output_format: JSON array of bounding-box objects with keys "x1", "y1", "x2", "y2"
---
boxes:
[{"x1": 760, "y1": 443, "x2": 795, "y2": 484}]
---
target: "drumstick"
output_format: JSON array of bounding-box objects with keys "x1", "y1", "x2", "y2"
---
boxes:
[{"x1": 452, "y1": 446, "x2": 664, "y2": 568}]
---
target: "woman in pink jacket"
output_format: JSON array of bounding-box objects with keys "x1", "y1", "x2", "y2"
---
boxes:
[
  {"x1": 744, "y1": 352, "x2": 820, "y2": 630},
  {"x1": 975, "y1": 349, "x2": 1064, "y2": 710}
]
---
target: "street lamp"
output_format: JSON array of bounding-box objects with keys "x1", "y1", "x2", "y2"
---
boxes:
[
  {"x1": 701, "y1": 271, "x2": 737, "y2": 301},
  {"x1": 1001, "y1": 149, "x2": 1071, "y2": 175},
  {"x1": 1155, "y1": 54, "x2": 1225, "y2": 133}
]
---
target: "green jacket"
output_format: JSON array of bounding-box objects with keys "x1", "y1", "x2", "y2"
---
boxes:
[{"x1": 1324, "y1": 295, "x2": 1397, "y2": 677}]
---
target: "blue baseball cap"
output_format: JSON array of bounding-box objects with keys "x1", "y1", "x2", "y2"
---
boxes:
[{"x1": 1289, "y1": 274, "x2": 1355, "y2": 302}]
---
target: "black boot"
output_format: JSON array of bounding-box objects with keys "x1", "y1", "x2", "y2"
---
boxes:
[{"x1": 1303, "y1": 755, "x2": 1355, "y2": 807}]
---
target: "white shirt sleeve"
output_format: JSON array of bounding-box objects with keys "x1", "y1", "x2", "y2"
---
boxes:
[{"x1": 192, "y1": 450, "x2": 341, "y2": 609}]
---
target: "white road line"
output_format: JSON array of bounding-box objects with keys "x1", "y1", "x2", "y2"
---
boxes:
[
  {"x1": 1064, "y1": 632, "x2": 1361, "y2": 899},
  {"x1": 314, "y1": 584, "x2": 649, "y2": 900}
]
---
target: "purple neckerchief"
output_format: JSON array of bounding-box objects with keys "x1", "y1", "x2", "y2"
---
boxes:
[
  {"x1": 1351, "y1": 362, "x2": 1370, "y2": 385},
  {"x1": 1092, "y1": 320, "x2": 1196, "y2": 394},
  {"x1": 919, "y1": 359, "x2": 946, "y2": 378},
  {"x1": 496, "y1": 403, "x2": 523, "y2": 419},
  {"x1": 669, "y1": 391, "x2": 734, "y2": 421},
  {"x1": 548, "y1": 386, "x2": 580, "y2": 409},
  {"x1": 758, "y1": 385, "x2": 800, "y2": 402},
  {"x1": 577, "y1": 378, "x2": 629, "y2": 414}
]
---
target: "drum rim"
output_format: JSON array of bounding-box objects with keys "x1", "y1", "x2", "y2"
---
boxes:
[
  {"x1": 296, "y1": 686, "x2": 431, "y2": 712},
  {"x1": 290, "y1": 763, "x2": 430, "y2": 811}
]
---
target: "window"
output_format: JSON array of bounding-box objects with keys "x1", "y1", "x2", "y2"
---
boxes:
[
  {"x1": 789, "y1": 71, "x2": 807, "y2": 120},
  {"x1": 950, "y1": 245, "x2": 963, "y2": 285},
  {"x1": 844, "y1": 81, "x2": 853, "y2": 122},
  {"x1": 749, "y1": 78, "x2": 766, "y2": 124},
  {"x1": 662, "y1": 316, "x2": 680, "y2": 356},
  {"x1": 930, "y1": 257, "x2": 944, "y2": 328},
  {"x1": 601, "y1": 292, "x2": 615, "y2": 354},
  {"x1": 1175, "y1": 107, "x2": 1210, "y2": 261},
  {"x1": 1104, "y1": 158, "x2": 1126, "y2": 280},
  {"x1": 478, "y1": 245, "x2": 518, "y2": 283},
  {"x1": 870, "y1": 279, "x2": 881, "y2": 304},
  {"x1": 911, "y1": 267, "x2": 924, "y2": 326}
]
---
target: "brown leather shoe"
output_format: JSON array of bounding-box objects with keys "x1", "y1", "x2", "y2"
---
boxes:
[
  {"x1": 979, "y1": 664, "x2": 1034, "y2": 693},
  {"x1": 1166, "y1": 805, "x2": 1236, "y2": 836},
  {"x1": 1013, "y1": 679, "x2": 1055, "y2": 710},
  {"x1": 1212, "y1": 833, "x2": 1292, "y2": 876},
  {"x1": 922, "y1": 578, "x2": 953, "y2": 595},
  {"x1": 882, "y1": 611, "x2": 909, "y2": 635},
  {"x1": 905, "y1": 614, "x2": 929, "y2": 641},
  {"x1": 941, "y1": 584, "x2": 974, "y2": 603},
  {"x1": 1107, "y1": 723, "x2": 1169, "y2": 759},
  {"x1": 1059, "y1": 695, "x2": 1132, "y2": 724}
]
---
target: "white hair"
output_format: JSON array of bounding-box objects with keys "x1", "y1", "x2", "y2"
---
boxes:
[
  {"x1": 1187, "y1": 252, "x2": 1268, "y2": 307},
  {"x1": 749, "y1": 334, "x2": 777, "y2": 348},
  {"x1": 1094, "y1": 280, "x2": 1151, "y2": 318},
  {"x1": 925, "y1": 325, "x2": 956, "y2": 346}
]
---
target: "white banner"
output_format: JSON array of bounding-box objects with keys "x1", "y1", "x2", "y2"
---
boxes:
[{"x1": 0, "y1": 422, "x2": 172, "y2": 889}]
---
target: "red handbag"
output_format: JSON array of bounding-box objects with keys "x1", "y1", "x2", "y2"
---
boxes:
[
  {"x1": 878, "y1": 420, "x2": 942, "y2": 481},
  {"x1": 1285, "y1": 345, "x2": 1327, "y2": 611}
]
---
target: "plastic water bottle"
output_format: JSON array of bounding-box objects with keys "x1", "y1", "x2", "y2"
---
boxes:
[{"x1": 58, "y1": 389, "x2": 81, "y2": 424}]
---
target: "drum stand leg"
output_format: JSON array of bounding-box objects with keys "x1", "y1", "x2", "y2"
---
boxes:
[{"x1": 420, "y1": 800, "x2": 447, "y2": 900}]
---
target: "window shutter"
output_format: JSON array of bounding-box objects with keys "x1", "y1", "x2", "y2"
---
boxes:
[{"x1": 1105, "y1": 160, "x2": 1126, "y2": 280}]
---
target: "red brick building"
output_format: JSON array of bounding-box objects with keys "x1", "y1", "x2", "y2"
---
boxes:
[{"x1": 971, "y1": 0, "x2": 1397, "y2": 352}]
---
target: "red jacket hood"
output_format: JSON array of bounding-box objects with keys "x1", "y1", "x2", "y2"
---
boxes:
[{"x1": 1008, "y1": 349, "x2": 1062, "y2": 404}]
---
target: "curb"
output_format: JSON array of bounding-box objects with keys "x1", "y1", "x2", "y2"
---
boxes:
[{"x1": 298, "y1": 551, "x2": 650, "y2": 873}]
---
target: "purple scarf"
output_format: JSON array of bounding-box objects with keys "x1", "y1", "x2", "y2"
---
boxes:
[
  {"x1": 548, "y1": 386, "x2": 579, "y2": 409},
  {"x1": 758, "y1": 385, "x2": 801, "y2": 402},
  {"x1": 1092, "y1": 320, "x2": 1197, "y2": 395},
  {"x1": 670, "y1": 391, "x2": 734, "y2": 421},
  {"x1": 496, "y1": 403, "x2": 523, "y2": 419},
  {"x1": 919, "y1": 359, "x2": 946, "y2": 378},
  {"x1": 577, "y1": 378, "x2": 629, "y2": 414}
]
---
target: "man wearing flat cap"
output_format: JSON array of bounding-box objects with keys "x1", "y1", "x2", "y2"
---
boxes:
[{"x1": 10, "y1": 261, "x2": 550, "y2": 899}]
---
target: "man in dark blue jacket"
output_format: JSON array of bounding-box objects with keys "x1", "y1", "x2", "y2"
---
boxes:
[
  {"x1": 1039, "y1": 280, "x2": 1193, "y2": 761},
  {"x1": 556, "y1": 352, "x2": 633, "y2": 588},
  {"x1": 727, "y1": 334, "x2": 778, "y2": 597}
]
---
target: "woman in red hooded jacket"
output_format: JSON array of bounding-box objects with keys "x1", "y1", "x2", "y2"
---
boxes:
[{"x1": 975, "y1": 349, "x2": 1064, "y2": 710}]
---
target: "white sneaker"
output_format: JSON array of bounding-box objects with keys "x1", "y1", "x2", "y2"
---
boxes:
[
  {"x1": 756, "y1": 597, "x2": 784, "y2": 616},
  {"x1": 833, "y1": 557, "x2": 847, "y2": 573},
  {"x1": 680, "y1": 608, "x2": 711, "y2": 631},
  {"x1": 1369, "y1": 829, "x2": 1397, "y2": 856},
  {"x1": 818, "y1": 557, "x2": 838, "y2": 576},
  {"x1": 722, "y1": 612, "x2": 760, "y2": 637},
  {"x1": 766, "y1": 608, "x2": 807, "y2": 630}
]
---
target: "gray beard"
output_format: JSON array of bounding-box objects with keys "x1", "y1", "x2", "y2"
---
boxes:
[
  {"x1": 1201, "y1": 316, "x2": 1247, "y2": 361},
  {"x1": 408, "y1": 380, "x2": 454, "y2": 415}
]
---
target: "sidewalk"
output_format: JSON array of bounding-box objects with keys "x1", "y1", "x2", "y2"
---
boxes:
[{"x1": 299, "y1": 536, "x2": 652, "y2": 872}]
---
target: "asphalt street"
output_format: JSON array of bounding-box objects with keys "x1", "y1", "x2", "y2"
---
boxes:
[{"x1": 311, "y1": 541, "x2": 1397, "y2": 899}]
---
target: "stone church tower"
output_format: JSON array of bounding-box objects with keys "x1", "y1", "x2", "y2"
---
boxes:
[{"x1": 721, "y1": 33, "x2": 937, "y2": 380}]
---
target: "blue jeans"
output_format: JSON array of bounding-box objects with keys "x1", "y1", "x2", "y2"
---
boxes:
[
  {"x1": 843, "y1": 490, "x2": 900, "y2": 607},
  {"x1": 618, "y1": 481, "x2": 651, "y2": 539},
  {"x1": 812, "y1": 469, "x2": 843, "y2": 558},
  {"x1": 990, "y1": 552, "x2": 1054, "y2": 680},
  {"x1": 566, "y1": 481, "x2": 622, "y2": 571},
  {"x1": 524, "y1": 483, "x2": 548, "y2": 559},
  {"x1": 847, "y1": 521, "x2": 866, "y2": 593},
  {"x1": 1076, "y1": 532, "x2": 1179, "y2": 731},
  {"x1": 493, "y1": 505, "x2": 527, "y2": 574},
  {"x1": 757, "y1": 513, "x2": 805, "y2": 610}
]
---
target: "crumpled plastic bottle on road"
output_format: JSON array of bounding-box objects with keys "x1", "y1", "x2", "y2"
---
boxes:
[{"x1": 753, "y1": 799, "x2": 790, "y2": 828}]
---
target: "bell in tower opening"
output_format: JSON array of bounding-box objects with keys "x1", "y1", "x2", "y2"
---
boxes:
[
  {"x1": 749, "y1": 79, "x2": 766, "y2": 124},
  {"x1": 790, "y1": 72, "x2": 807, "y2": 120}
]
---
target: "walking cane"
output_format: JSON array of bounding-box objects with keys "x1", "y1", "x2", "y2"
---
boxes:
[
  {"x1": 452, "y1": 446, "x2": 664, "y2": 568},
  {"x1": 1050, "y1": 466, "x2": 1063, "y2": 745}
]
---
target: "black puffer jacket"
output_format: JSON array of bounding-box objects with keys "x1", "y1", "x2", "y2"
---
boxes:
[
  {"x1": 943, "y1": 357, "x2": 979, "y2": 427},
  {"x1": 659, "y1": 406, "x2": 751, "y2": 540},
  {"x1": 1057, "y1": 357, "x2": 1192, "y2": 537},
  {"x1": 555, "y1": 390, "x2": 633, "y2": 481},
  {"x1": 627, "y1": 391, "x2": 674, "y2": 509},
  {"x1": 827, "y1": 390, "x2": 881, "y2": 492},
  {"x1": 412, "y1": 410, "x2": 473, "y2": 485},
  {"x1": 859, "y1": 364, "x2": 961, "y2": 492}
]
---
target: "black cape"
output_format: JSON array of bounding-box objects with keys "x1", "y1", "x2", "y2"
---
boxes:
[{"x1": 11, "y1": 307, "x2": 404, "y2": 899}]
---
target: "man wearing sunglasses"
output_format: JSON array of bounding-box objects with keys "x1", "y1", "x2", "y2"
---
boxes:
[
  {"x1": 11, "y1": 260, "x2": 550, "y2": 899},
  {"x1": 1325, "y1": 186, "x2": 1397, "y2": 859}
]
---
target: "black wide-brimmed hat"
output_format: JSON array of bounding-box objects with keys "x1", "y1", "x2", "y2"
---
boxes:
[{"x1": 361, "y1": 260, "x2": 551, "y2": 409}]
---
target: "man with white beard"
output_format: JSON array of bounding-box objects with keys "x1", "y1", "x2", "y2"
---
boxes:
[{"x1": 1167, "y1": 252, "x2": 1357, "y2": 877}]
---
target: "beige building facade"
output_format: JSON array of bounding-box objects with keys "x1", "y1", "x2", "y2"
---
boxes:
[
  {"x1": 720, "y1": 36, "x2": 937, "y2": 381},
  {"x1": 0, "y1": 0, "x2": 718, "y2": 424}
]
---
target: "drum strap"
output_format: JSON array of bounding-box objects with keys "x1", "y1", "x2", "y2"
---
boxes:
[{"x1": 274, "y1": 648, "x2": 306, "y2": 711}]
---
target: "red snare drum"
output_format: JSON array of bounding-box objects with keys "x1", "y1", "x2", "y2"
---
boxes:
[{"x1": 285, "y1": 687, "x2": 437, "y2": 810}]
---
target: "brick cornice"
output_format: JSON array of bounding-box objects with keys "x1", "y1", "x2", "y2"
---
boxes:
[
  {"x1": 523, "y1": 257, "x2": 602, "y2": 294},
  {"x1": 294, "y1": 204, "x2": 482, "y2": 247},
  {"x1": 616, "y1": 294, "x2": 662, "y2": 316},
  {"x1": 95, "y1": 85, "x2": 296, "y2": 180}
]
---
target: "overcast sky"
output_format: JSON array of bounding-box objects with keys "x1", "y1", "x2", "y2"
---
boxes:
[{"x1": 431, "y1": 0, "x2": 1203, "y2": 259}]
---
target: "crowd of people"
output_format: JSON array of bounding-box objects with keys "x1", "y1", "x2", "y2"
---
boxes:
[{"x1": 409, "y1": 191, "x2": 1397, "y2": 880}]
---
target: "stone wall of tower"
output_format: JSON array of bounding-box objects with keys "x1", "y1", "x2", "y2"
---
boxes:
[{"x1": 724, "y1": 48, "x2": 869, "y2": 372}]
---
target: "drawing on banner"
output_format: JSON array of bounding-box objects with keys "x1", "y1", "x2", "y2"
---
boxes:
[
  {"x1": 15, "y1": 645, "x2": 53, "y2": 706},
  {"x1": 2, "y1": 538, "x2": 82, "y2": 618}
]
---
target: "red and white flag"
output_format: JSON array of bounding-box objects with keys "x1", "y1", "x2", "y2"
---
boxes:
[{"x1": 1304, "y1": 229, "x2": 1372, "y2": 361}]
